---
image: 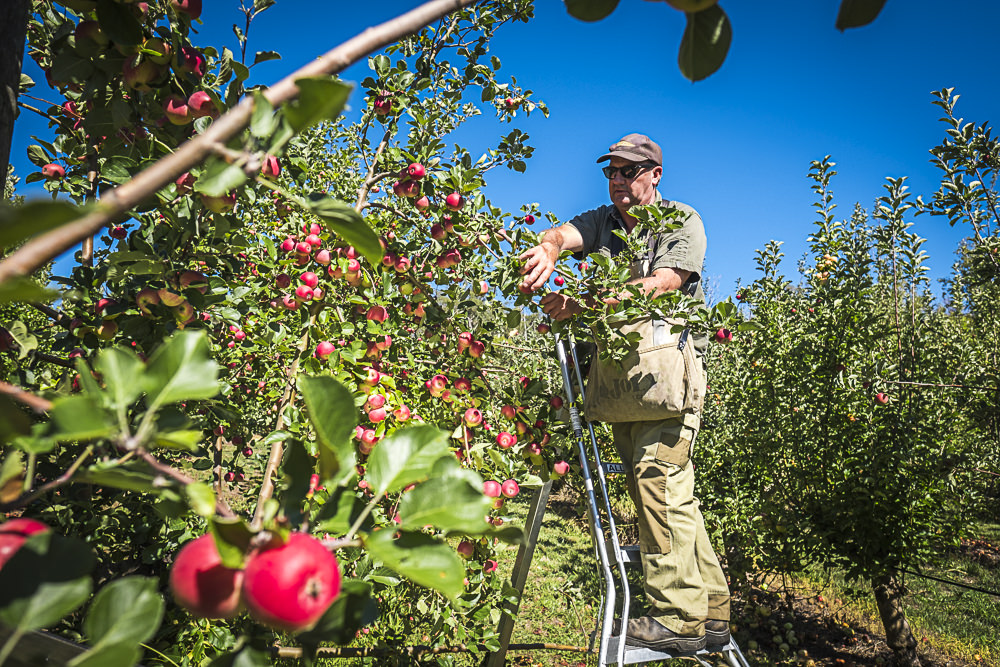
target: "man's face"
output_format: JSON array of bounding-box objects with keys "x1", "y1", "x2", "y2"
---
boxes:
[{"x1": 607, "y1": 157, "x2": 662, "y2": 214}]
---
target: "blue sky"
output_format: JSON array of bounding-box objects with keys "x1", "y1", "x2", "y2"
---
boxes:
[{"x1": 11, "y1": 0, "x2": 998, "y2": 299}]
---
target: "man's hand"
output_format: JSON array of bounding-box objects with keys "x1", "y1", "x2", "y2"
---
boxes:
[
  {"x1": 539, "y1": 292, "x2": 583, "y2": 321},
  {"x1": 518, "y1": 242, "x2": 559, "y2": 292}
]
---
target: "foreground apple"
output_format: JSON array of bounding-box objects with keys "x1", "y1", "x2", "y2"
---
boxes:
[
  {"x1": 0, "y1": 518, "x2": 49, "y2": 571},
  {"x1": 169, "y1": 534, "x2": 244, "y2": 619},
  {"x1": 241, "y1": 532, "x2": 341, "y2": 633}
]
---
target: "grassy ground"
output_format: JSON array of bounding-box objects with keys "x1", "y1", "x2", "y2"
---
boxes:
[{"x1": 495, "y1": 485, "x2": 1000, "y2": 667}]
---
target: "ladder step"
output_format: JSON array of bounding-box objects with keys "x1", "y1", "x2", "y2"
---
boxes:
[
  {"x1": 608, "y1": 543, "x2": 641, "y2": 565},
  {"x1": 602, "y1": 634, "x2": 748, "y2": 666}
]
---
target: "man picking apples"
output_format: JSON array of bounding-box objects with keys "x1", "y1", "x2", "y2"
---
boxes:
[{"x1": 518, "y1": 133, "x2": 730, "y2": 652}]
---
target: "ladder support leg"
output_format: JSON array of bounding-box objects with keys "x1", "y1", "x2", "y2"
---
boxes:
[{"x1": 485, "y1": 479, "x2": 553, "y2": 667}]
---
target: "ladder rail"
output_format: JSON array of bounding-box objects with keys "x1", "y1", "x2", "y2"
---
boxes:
[
  {"x1": 566, "y1": 335, "x2": 631, "y2": 666},
  {"x1": 554, "y1": 336, "x2": 617, "y2": 665}
]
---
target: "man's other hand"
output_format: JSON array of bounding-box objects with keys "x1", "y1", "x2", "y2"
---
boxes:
[
  {"x1": 539, "y1": 292, "x2": 583, "y2": 321},
  {"x1": 518, "y1": 242, "x2": 560, "y2": 292}
]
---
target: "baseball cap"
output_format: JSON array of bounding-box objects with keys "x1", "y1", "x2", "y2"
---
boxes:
[{"x1": 596, "y1": 133, "x2": 662, "y2": 166}]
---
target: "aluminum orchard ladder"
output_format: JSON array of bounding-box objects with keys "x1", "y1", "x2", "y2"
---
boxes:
[{"x1": 552, "y1": 334, "x2": 751, "y2": 667}]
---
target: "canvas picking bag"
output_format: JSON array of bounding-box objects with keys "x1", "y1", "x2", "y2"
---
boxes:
[
  {"x1": 583, "y1": 316, "x2": 705, "y2": 422},
  {"x1": 581, "y1": 219, "x2": 706, "y2": 423}
]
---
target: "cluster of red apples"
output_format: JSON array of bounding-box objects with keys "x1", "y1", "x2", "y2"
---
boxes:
[{"x1": 169, "y1": 531, "x2": 341, "y2": 634}]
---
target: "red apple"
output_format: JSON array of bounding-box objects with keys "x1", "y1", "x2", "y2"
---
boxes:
[
  {"x1": 457, "y1": 540, "x2": 474, "y2": 558},
  {"x1": 366, "y1": 306, "x2": 388, "y2": 323},
  {"x1": 261, "y1": 156, "x2": 281, "y2": 178},
  {"x1": 549, "y1": 395, "x2": 564, "y2": 409},
  {"x1": 315, "y1": 341, "x2": 335, "y2": 360},
  {"x1": 175, "y1": 46, "x2": 206, "y2": 77},
  {"x1": 241, "y1": 532, "x2": 341, "y2": 633},
  {"x1": 187, "y1": 91, "x2": 216, "y2": 118},
  {"x1": 41, "y1": 163, "x2": 65, "y2": 180},
  {"x1": 175, "y1": 172, "x2": 196, "y2": 194},
  {"x1": 496, "y1": 432, "x2": 517, "y2": 449},
  {"x1": 553, "y1": 460, "x2": 570, "y2": 476},
  {"x1": 407, "y1": 162, "x2": 426, "y2": 179},
  {"x1": 501, "y1": 479, "x2": 519, "y2": 498},
  {"x1": 445, "y1": 192, "x2": 464, "y2": 212},
  {"x1": 464, "y1": 408, "x2": 483, "y2": 428},
  {"x1": 170, "y1": 0, "x2": 202, "y2": 20},
  {"x1": 874, "y1": 392, "x2": 889, "y2": 405},
  {"x1": 713, "y1": 328, "x2": 733, "y2": 344},
  {"x1": 0, "y1": 518, "x2": 49, "y2": 571},
  {"x1": 169, "y1": 534, "x2": 243, "y2": 619},
  {"x1": 300, "y1": 272, "x2": 319, "y2": 289},
  {"x1": 553, "y1": 275, "x2": 565, "y2": 287},
  {"x1": 483, "y1": 480, "x2": 502, "y2": 498}
]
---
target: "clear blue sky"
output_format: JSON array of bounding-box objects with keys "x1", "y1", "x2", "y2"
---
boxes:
[{"x1": 11, "y1": 0, "x2": 998, "y2": 299}]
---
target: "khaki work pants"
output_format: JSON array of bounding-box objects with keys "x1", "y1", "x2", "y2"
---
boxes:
[{"x1": 611, "y1": 412, "x2": 730, "y2": 636}]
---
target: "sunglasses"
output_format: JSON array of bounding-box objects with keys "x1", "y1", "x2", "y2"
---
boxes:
[{"x1": 601, "y1": 163, "x2": 656, "y2": 179}]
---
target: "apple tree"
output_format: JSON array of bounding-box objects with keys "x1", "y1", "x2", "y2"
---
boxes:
[
  {"x1": 695, "y1": 107, "x2": 995, "y2": 664},
  {"x1": 0, "y1": 0, "x2": 602, "y2": 663}
]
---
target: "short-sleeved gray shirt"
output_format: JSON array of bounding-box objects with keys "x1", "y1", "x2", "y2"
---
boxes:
[
  {"x1": 566, "y1": 192, "x2": 709, "y2": 351},
  {"x1": 566, "y1": 193, "x2": 707, "y2": 299}
]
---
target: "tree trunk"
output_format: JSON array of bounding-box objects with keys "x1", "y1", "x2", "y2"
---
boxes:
[
  {"x1": 872, "y1": 572, "x2": 921, "y2": 667},
  {"x1": 0, "y1": 0, "x2": 31, "y2": 183}
]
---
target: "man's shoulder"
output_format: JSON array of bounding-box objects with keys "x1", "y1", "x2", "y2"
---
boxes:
[{"x1": 569, "y1": 203, "x2": 617, "y2": 226}]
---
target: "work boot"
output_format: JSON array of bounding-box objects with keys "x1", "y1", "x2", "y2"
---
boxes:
[
  {"x1": 622, "y1": 616, "x2": 707, "y2": 652},
  {"x1": 705, "y1": 619, "x2": 730, "y2": 647}
]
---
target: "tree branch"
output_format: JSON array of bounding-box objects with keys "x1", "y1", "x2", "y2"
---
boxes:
[
  {"x1": 0, "y1": 380, "x2": 52, "y2": 412},
  {"x1": 0, "y1": 0, "x2": 481, "y2": 286}
]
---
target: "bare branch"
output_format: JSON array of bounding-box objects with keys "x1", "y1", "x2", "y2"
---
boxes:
[{"x1": 0, "y1": 380, "x2": 52, "y2": 412}]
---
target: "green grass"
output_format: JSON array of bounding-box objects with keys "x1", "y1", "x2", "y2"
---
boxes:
[{"x1": 301, "y1": 483, "x2": 999, "y2": 666}]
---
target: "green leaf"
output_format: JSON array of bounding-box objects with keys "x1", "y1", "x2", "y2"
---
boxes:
[
  {"x1": 299, "y1": 193, "x2": 381, "y2": 266},
  {"x1": 366, "y1": 425, "x2": 451, "y2": 497},
  {"x1": 363, "y1": 530, "x2": 465, "y2": 601},
  {"x1": 372, "y1": 55, "x2": 390, "y2": 76},
  {"x1": 7, "y1": 321, "x2": 37, "y2": 360},
  {"x1": 0, "y1": 200, "x2": 82, "y2": 249},
  {"x1": 48, "y1": 395, "x2": 114, "y2": 442},
  {"x1": 153, "y1": 429, "x2": 203, "y2": 451},
  {"x1": 0, "y1": 450, "x2": 24, "y2": 501},
  {"x1": 194, "y1": 158, "x2": 248, "y2": 198},
  {"x1": 209, "y1": 518, "x2": 255, "y2": 569},
  {"x1": 297, "y1": 376, "x2": 357, "y2": 480},
  {"x1": 563, "y1": 0, "x2": 619, "y2": 21},
  {"x1": 398, "y1": 461, "x2": 492, "y2": 534},
  {"x1": 75, "y1": 576, "x2": 163, "y2": 660},
  {"x1": 0, "y1": 532, "x2": 96, "y2": 633},
  {"x1": 143, "y1": 331, "x2": 221, "y2": 408},
  {"x1": 284, "y1": 77, "x2": 352, "y2": 132},
  {"x1": 250, "y1": 91, "x2": 278, "y2": 139},
  {"x1": 0, "y1": 397, "x2": 32, "y2": 446},
  {"x1": 678, "y1": 5, "x2": 731, "y2": 82},
  {"x1": 207, "y1": 645, "x2": 271, "y2": 667},
  {"x1": 186, "y1": 482, "x2": 216, "y2": 517},
  {"x1": 280, "y1": 440, "x2": 313, "y2": 524},
  {"x1": 835, "y1": 0, "x2": 888, "y2": 31},
  {"x1": 101, "y1": 156, "x2": 137, "y2": 185},
  {"x1": 0, "y1": 278, "x2": 59, "y2": 304},
  {"x1": 314, "y1": 488, "x2": 371, "y2": 534},
  {"x1": 252, "y1": 51, "x2": 281, "y2": 66},
  {"x1": 96, "y1": 0, "x2": 143, "y2": 46},
  {"x1": 295, "y1": 580, "x2": 378, "y2": 650},
  {"x1": 67, "y1": 645, "x2": 140, "y2": 667},
  {"x1": 77, "y1": 461, "x2": 163, "y2": 493},
  {"x1": 94, "y1": 347, "x2": 144, "y2": 410}
]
